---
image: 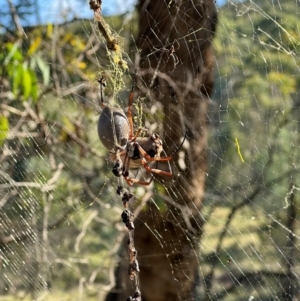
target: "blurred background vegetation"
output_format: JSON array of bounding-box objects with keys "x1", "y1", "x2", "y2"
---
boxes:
[{"x1": 1, "y1": 0, "x2": 300, "y2": 300}]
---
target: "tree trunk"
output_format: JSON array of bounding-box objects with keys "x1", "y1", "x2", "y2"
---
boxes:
[{"x1": 106, "y1": 1, "x2": 217, "y2": 300}]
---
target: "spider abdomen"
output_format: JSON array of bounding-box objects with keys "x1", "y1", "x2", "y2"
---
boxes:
[{"x1": 98, "y1": 106, "x2": 130, "y2": 151}]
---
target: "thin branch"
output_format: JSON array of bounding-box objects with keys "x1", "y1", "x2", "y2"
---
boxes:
[
  {"x1": 74, "y1": 210, "x2": 99, "y2": 253},
  {"x1": 47, "y1": 120, "x2": 105, "y2": 158},
  {"x1": 0, "y1": 229, "x2": 35, "y2": 250},
  {"x1": 280, "y1": 181, "x2": 298, "y2": 300},
  {"x1": 0, "y1": 189, "x2": 18, "y2": 209},
  {"x1": 6, "y1": 0, "x2": 27, "y2": 37}
]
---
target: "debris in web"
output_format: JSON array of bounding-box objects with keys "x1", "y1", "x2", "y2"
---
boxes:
[
  {"x1": 117, "y1": 186, "x2": 141, "y2": 299},
  {"x1": 89, "y1": 0, "x2": 127, "y2": 70}
]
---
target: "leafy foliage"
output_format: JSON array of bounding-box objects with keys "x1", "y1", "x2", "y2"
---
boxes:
[
  {"x1": 0, "y1": 10, "x2": 133, "y2": 299},
  {"x1": 205, "y1": 1, "x2": 300, "y2": 299}
]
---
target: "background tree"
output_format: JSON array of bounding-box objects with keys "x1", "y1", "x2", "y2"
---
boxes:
[{"x1": 105, "y1": 0, "x2": 217, "y2": 300}]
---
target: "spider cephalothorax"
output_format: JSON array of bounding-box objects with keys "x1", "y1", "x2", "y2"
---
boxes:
[
  {"x1": 126, "y1": 134, "x2": 163, "y2": 161},
  {"x1": 111, "y1": 132, "x2": 167, "y2": 184},
  {"x1": 97, "y1": 74, "x2": 185, "y2": 186}
]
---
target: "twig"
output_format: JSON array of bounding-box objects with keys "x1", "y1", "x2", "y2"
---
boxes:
[
  {"x1": 6, "y1": 0, "x2": 27, "y2": 38},
  {"x1": 47, "y1": 120, "x2": 105, "y2": 158},
  {"x1": 47, "y1": 163, "x2": 64, "y2": 186},
  {"x1": 0, "y1": 228, "x2": 35, "y2": 250},
  {"x1": 74, "y1": 210, "x2": 99, "y2": 253},
  {"x1": 0, "y1": 189, "x2": 18, "y2": 209},
  {"x1": 280, "y1": 181, "x2": 298, "y2": 300}
]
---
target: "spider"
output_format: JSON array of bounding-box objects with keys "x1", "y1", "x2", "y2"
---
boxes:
[
  {"x1": 97, "y1": 74, "x2": 185, "y2": 186},
  {"x1": 151, "y1": 40, "x2": 180, "y2": 72},
  {"x1": 162, "y1": 40, "x2": 180, "y2": 68}
]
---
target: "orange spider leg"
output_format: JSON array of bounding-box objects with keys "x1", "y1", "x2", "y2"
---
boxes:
[
  {"x1": 123, "y1": 152, "x2": 131, "y2": 176},
  {"x1": 125, "y1": 176, "x2": 154, "y2": 187},
  {"x1": 112, "y1": 148, "x2": 126, "y2": 163},
  {"x1": 123, "y1": 157, "x2": 153, "y2": 186},
  {"x1": 127, "y1": 71, "x2": 138, "y2": 139},
  {"x1": 123, "y1": 144, "x2": 173, "y2": 186},
  {"x1": 118, "y1": 149, "x2": 126, "y2": 156},
  {"x1": 124, "y1": 154, "x2": 171, "y2": 186},
  {"x1": 127, "y1": 88, "x2": 134, "y2": 138},
  {"x1": 140, "y1": 156, "x2": 172, "y2": 177},
  {"x1": 124, "y1": 158, "x2": 155, "y2": 186},
  {"x1": 136, "y1": 145, "x2": 173, "y2": 162},
  {"x1": 131, "y1": 128, "x2": 143, "y2": 142}
]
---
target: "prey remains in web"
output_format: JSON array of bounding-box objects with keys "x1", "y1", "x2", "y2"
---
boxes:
[{"x1": 97, "y1": 73, "x2": 186, "y2": 186}]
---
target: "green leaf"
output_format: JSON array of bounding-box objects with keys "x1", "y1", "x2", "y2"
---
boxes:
[
  {"x1": 29, "y1": 69, "x2": 39, "y2": 102},
  {"x1": 22, "y1": 66, "x2": 32, "y2": 99},
  {"x1": 4, "y1": 42, "x2": 23, "y2": 64},
  {"x1": 36, "y1": 56, "x2": 50, "y2": 86},
  {"x1": 268, "y1": 71, "x2": 296, "y2": 95},
  {"x1": 12, "y1": 64, "x2": 23, "y2": 96},
  {"x1": 0, "y1": 116, "x2": 9, "y2": 146}
]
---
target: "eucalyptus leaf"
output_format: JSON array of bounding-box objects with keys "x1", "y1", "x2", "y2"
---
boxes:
[
  {"x1": 29, "y1": 69, "x2": 39, "y2": 102},
  {"x1": 36, "y1": 56, "x2": 50, "y2": 86},
  {"x1": 12, "y1": 64, "x2": 23, "y2": 96},
  {"x1": 0, "y1": 116, "x2": 9, "y2": 146},
  {"x1": 22, "y1": 67, "x2": 32, "y2": 99}
]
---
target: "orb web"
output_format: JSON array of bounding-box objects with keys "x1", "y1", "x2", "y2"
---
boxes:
[{"x1": 1, "y1": 0, "x2": 300, "y2": 300}]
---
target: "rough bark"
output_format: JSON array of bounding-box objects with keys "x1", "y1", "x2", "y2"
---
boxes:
[{"x1": 106, "y1": 1, "x2": 217, "y2": 300}]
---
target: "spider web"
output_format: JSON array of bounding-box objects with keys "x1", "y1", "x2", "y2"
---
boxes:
[{"x1": 1, "y1": 0, "x2": 300, "y2": 300}]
